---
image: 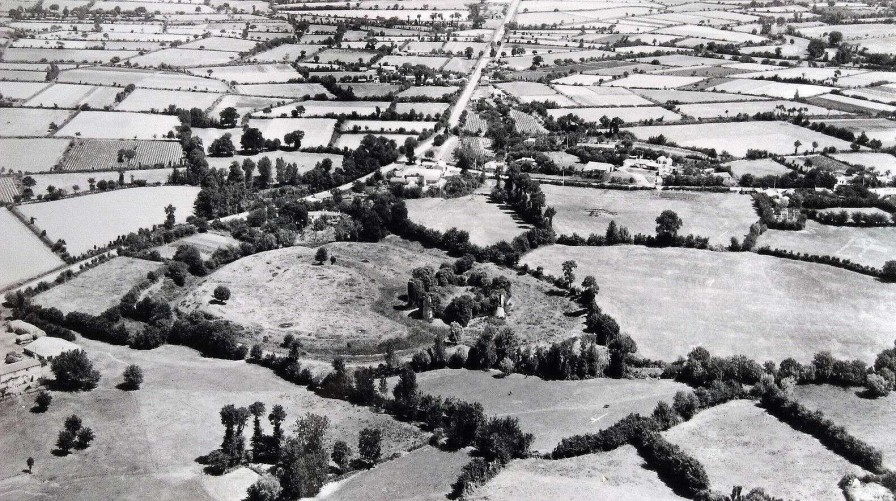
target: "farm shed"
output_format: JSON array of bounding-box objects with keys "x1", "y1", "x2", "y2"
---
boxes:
[
  {"x1": 582, "y1": 161, "x2": 614, "y2": 173},
  {"x1": 0, "y1": 357, "x2": 42, "y2": 397},
  {"x1": 23, "y1": 337, "x2": 79, "y2": 362}
]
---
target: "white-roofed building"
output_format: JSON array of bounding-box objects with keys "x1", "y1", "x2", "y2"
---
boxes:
[{"x1": 23, "y1": 337, "x2": 80, "y2": 362}]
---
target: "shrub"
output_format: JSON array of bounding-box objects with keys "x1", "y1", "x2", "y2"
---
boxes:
[
  {"x1": 123, "y1": 364, "x2": 144, "y2": 390},
  {"x1": 213, "y1": 285, "x2": 231, "y2": 303},
  {"x1": 451, "y1": 458, "x2": 504, "y2": 498},
  {"x1": 633, "y1": 431, "x2": 710, "y2": 497},
  {"x1": 34, "y1": 390, "x2": 52, "y2": 412}
]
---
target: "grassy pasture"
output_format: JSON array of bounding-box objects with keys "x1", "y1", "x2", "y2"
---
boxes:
[
  {"x1": 0, "y1": 209, "x2": 63, "y2": 290},
  {"x1": 116, "y1": 88, "x2": 222, "y2": 112},
  {"x1": 0, "y1": 138, "x2": 70, "y2": 173},
  {"x1": 208, "y1": 94, "x2": 285, "y2": 117},
  {"x1": 33, "y1": 256, "x2": 163, "y2": 315},
  {"x1": 759, "y1": 220, "x2": 896, "y2": 269},
  {"x1": 410, "y1": 369, "x2": 688, "y2": 452},
  {"x1": 677, "y1": 99, "x2": 835, "y2": 119},
  {"x1": 469, "y1": 445, "x2": 687, "y2": 501},
  {"x1": 342, "y1": 120, "x2": 436, "y2": 133},
  {"x1": 19, "y1": 186, "x2": 200, "y2": 255},
  {"x1": 0, "y1": 81, "x2": 49, "y2": 100},
  {"x1": 176, "y1": 237, "x2": 450, "y2": 353},
  {"x1": 24, "y1": 83, "x2": 120, "y2": 109},
  {"x1": 129, "y1": 48, "x2": 240, "y2": 67},
  {"x1": 793, "y1": 384, "x2": 896, "y2": 469},
  {"x1": 236, "y1": 82, "x2": 332, "y2": 98},
  {"x1": 321, "y1": 446, "x2": 470, "y2": 501},
  {"x1": 664, "y1": 400, "x2": 866, "y2": 500},
  {"x1": 542, "y1": 185, "x2": 757, "y2": 246},
  {"x1": 0, "y1": 108, "x2": 72, "y2": 137},
  {"x1": 397, "y1": 85, "x2": 459, "y2": 99},
  {"x1": 246, "y1": 117, "x2": 336, "y2": 147},
  {"x1": 341, "y1": 83, "x2": 401, "y2": 98},
  {"x1": 204, "y1": 151, "x2": 342, "y2": 173},
  {"x1": 634, "y1": 88, "x2": 768, "y2": 104},
  {"x1": 625, "y1": 121, "x2": 854, "y2": 157},
  {"x1": 58, "y1": 67, "x2": 229, "y2": 92},
  {"x1": 55, "y1": 111, "x2": 180, "y2": 140},
  {"x1": 548, "y1": 106, "x2": 682, "y2": 123},
  {"x1": 335, "y1": 133, "x2": 412, "y2": 150},
  {"x1": 153, "y1": 231, "x2": 241, "y2": 260},
  {"x1": 725, "y1": 158, "x2": 790, "y2": 178},
  {"x1": 199, "y1": 63, "x2": 301, "y2": 84},
  {"x1": 0, "y1": 338, "x2": 424, "y2": 501},
  {"x1": 404, "y1": 188, "x2": 530, "y2": 247},
  {"x1": 520, "y1": 245, "x2": 896, "y2": 363}
]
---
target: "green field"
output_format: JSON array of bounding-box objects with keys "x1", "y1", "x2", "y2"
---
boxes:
[
  {"x1": 542, "y1": 185, "x2": 757, "y2": 247},
  {"x1": 521, "y1": 245, "x2": 896, "y2": 363},
  {"x1": 0, "y1": 338, "x2": 424, "y2": 501},
  {"x1": 408, "y1": 369, "x2": 688, "y2": 452},
  {"x1": 664, "y1": 400, "x2": 866, "y2": 500}
]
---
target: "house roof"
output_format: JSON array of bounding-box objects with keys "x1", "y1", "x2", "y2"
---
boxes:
[{"x1": 23, "y1": 337, "x2": 79, "y2": 359}]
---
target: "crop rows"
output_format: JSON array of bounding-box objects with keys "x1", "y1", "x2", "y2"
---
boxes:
[
  {"x1": 509, "y1": 109, "x2": 548, "y2": 135},
  {"x1": 60, "y1": 139, "x2": 184, "y2": 171},
  {"x1": 0, "y1": 176, "x2": 20, "y2": 203}
]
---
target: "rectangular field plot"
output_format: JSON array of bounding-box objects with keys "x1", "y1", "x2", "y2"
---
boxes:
[
  {"x1": 18, "y1": 186, "x2": 200, "y2": 255},
  {"x1": 245, "y1": 117, "x2": 336, "y2": 147},
  {"x1": 554, "y1": 85, "x2": 654, "y2": 107},
  {"x1": 116, "y1": 88, "x2": 223, "y2": 112},
  {"x1": 342, "y1": 120, "x2": 436, "y2": 133},
  {"x1": 758, "y1": 220, "x2": 896, "y2": 269},
  {"x1": 664, "y1": 400, "x2": 866, "y2": 501},
  {"x1": 28, "y1": 169, "x2": 172, "y2": 195},
  {"x1": 625, "y1": 121, "x2": 854, "y2": 157},
  {"x1": 129, "y1": 48, "x2": 240, "y2": 67},
  {"x1": 708, "y1": 79, "x2": 834, "y2": 99},
  {"x1": 197, "y1": 63, "x2": 301, "y2": 83},
  {"x1": 248, "y1": 43, "x2": 324, "y2": 62},
  {"x1": 811, "y1": 118, "x2": 896, "y2": 147},
  {"x1": 341, "y1": 83, "x2": 401, "y2": 98},
  {"x1": 58, "y1": 67, "x2": 229, "y2": 92},
  {"x1": 677, "y1": 99, "x2": 836, "y2": 119},
  {"x1": 397, "y1": 85, "x2": 459, "y2": 99},
  {"x1": 59, "y1": 139, "x2": 182, "y2": 171},
  {"x1": 470, "y1": 445, "x2": 687, "y2": 501},
  {"x1": 634, "y1": 88, "x2": 770, "y2": 104},
  {"x1": 0, "y1": 108, "x2": 72, "y2": 137},
  {"x1": 205, "y1": 151, "x2": 342, "y2": 173},
  {"x1": 0, "y1": 209, "x2": 63, "y2": 290},
  {"x1": 24, "y1": 83, "x2": 120, "y2": 109},
  {"x1": 605, "y1": 74, "x2": 705, "y2": 89},
  {"x1": 405, "y1": 189, "x2": 529, "y2": 247},
  {"x1": 542, "y1": 185, "x2": 756, "y2": 246},
  {"x1": 236, "y1": 82, "x2": 332, "y2": 98},
  {"x1": 55, "y1": 111, "x2": 180, "y2": 140},
  {"x1": 208, "y1": 94, "x2": 285, "y2": 117},
  {"x1": 0, "y1": 177, "x2": 19, "y2": 204},
  {"x1": 520, "y1": 245, "x2": 896, "y2": 362},
  {"x1": 794, "y1": 385, "x2": 896, "y2": 470},
  {"x1": 410, "y1": 369, "x2": 688, "y2": 452},
  {"x1": 548, "y1": 106, "x2": 681, "y2": 123},
  {"x1": 725, "y1": 158, "x2": 790, "y2": 178},
  {"x1": 334, "y1": 133, "x2": 412, "y2": 150},
  {"x1": 0, "y1": 138, "x2": 70, "y2": 173},
  {"x1": 2, "y1": 47, "x2": 138, "y2": 63},
  {"x1": 0, "y1": 81, "x2": 49, "y2": 100},
  {"x1": 33, "y1": 256, "x2": 164, "y2": 315}
]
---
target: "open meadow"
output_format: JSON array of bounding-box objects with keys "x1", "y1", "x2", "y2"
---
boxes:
[
  {"x1": 55, "y1": 111, "x2": 180, "y2": 140},
  {"x1": 664, "y1": 400, "x2": 867, "y2": 500},
  {"x1": 759, "y1": 220, "x2": 896, "y2": 269},
  {"x1": 542, "y1": 185, "x2": 757, "y2": 246},
  {"x1": 18, "y1": 186, "x2": 200, "y2": 256},
  {"x1": 404, "y1": 188, "x2": 529, "y2": 247},
  {"x1": 793, "y1": 384, "x2": 896, "y2": 470},
  {"x1": 521, "y1": 245, "x2": 896, "y2": 363},
  {"x1": 408, "y1": 369, "x2": 688, "y2": 452},
  {"x1": 0, "y1": 138, "x2": 70, "y2": 173},
  {"x1": 0, "y1": 338, "x2": 424, "y2": 501},
  {"x1": 33, "y1": 257, "x2": 163, "y2": 315},
  {"x1": 0, "y1": 209, "x2": 63, "y2": 290},
  {"x1": 469, "y1": 445, "x2": 687, "y2": 501}
]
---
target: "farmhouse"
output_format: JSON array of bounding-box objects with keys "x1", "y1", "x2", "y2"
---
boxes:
[
  {"x1": 23, "y1": 336, "x2": 80, "y2": 362},
  {"x1": 0, "y1": 357, "x2": 42, "y2": 397},
  {"x1": 582, "y1": 161, "x2": 614, "y2": 173}
]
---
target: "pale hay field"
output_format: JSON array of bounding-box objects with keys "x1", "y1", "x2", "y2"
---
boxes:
[
  {"x1": 18, "y1": 186, "x2": 200, "y2": 255},
  {"x1": 664, "y1": 400, "x2": 867, "y2": 501},
  {"x1": 33, "y1": 256, "x2": 164, "y2": 315},
  {"x1": 0, "y1": 108, "x2": 72, "y2": 137},
  {"x1": 521, "y1": 245, "x2": 896, "y2": 362},
  {"x1": 469, "y1": 445, "x2": 687, "y2": 501},
  {"x1": 55, "y1": 111, "x2": 180, "y2": 140},
  {"x1": 0, "y1": 138, "x2": 70, "y2": 172},
  {"x1": 542, "y1": 185, "x2": 757, "y2": 246},
  {"x1": 0, "y1": 209, "x2": 63, "y2": 289},
  {"x1": 759, "y1": 220, "x2": 896, "y2": 269},
  {"x1": 404, "y1": 189, "x2": 530, "y2": 247},
  {"x1": 410, "y1": 369, "x2": 688, "y2": 452},
  {"x1": 0, "y1": 338, "x2": 424, "y2": 501}
]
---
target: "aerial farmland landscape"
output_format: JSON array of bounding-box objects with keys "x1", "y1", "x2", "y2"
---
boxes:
[{"x1": 2, "y1": 0, "x2": 896, "y2": 499}]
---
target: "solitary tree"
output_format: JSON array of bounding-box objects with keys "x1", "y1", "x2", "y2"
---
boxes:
[
  {"x1": 315, "y1": 247, "x2": 328, "y2": 264},
  {"x1": 358, "y1": 428, "x2": 382, "y2": 466},
  {"x1": 51, "y1": 350, "x2": 100, "y2": 391},
  {"x1": 655, "y1": 210, "x2": 683, "y2": 243},
  {"x1": 164, "y1": 204, "x2": 176, "y2": 229},
  {"x1": 213, "y1": 285, "x2": 231, "y2": 303},
  {"x1": 248, "y1": 401, "x2": 266, "y2": 456},
  {"x1": 219, "y1": 106, "x2": 239, "y2": 127},
  {"x1": 793, "y1": 140, "x2": 802, "y2": 155},
  {"x1": 26, "y1": 457, "x2": 34, "y2": 473},
  {"x1": 561, "y1": 260, "x2": 577, "y2": 288},
  {"x1": 403, "y1": 137, "x2": 418, "y2": 164},
  {"x1": 241, "y1": 127, "x2": 265, "y2": 153},
  {"x1": 122, "y1": 364, "x2": 143, "y2": 390}
]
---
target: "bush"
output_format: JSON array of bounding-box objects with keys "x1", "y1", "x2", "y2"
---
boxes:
[
  {"x1": 123, "y1": 364, "x2": 144, "y2": 390},
  {"x1": 633, "y1": 431, "x2": 709, "y2": 497},
  {"x1": 865, "y1": 373, "x2": 891, "y2": 398},
  {"x1": 51, "y1": 350, "x2": 101, "y2": 391},
  {"x1": 213, "y1": 285, "x2": 231, "y2": 303},
  {"x1": 474, "y1": 416, "x2": 533, "y2": 463},
  {"x1": 451, "y1": 458, "x2": 504, "y2": 498},
  {"x1": 34, "y1": 390, "x2": 52, "y2": 412}
]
